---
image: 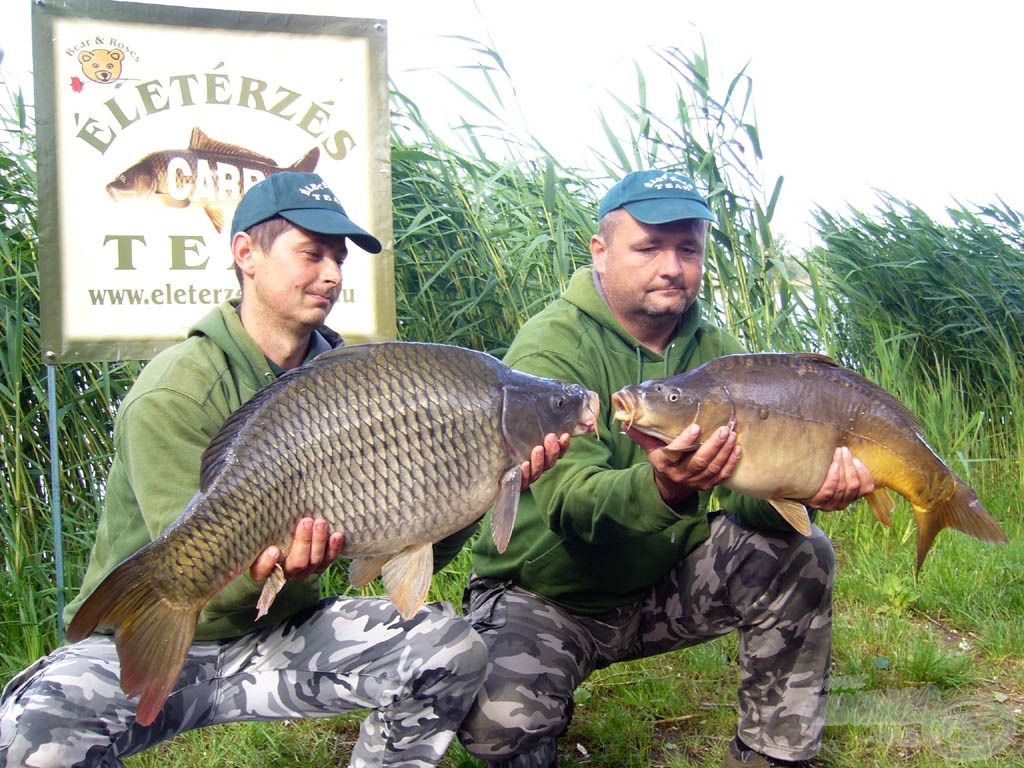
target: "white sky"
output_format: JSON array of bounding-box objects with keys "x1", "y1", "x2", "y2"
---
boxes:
[{"x1": 3, "y1": 0, "x2": 1021, "y2": 248}]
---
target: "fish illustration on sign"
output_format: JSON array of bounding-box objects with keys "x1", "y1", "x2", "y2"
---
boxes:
[{"x1": 106, "y1": 127, "x2": 319, "y2": 232}]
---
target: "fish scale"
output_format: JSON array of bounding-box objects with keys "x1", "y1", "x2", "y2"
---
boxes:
[{"x1": 66, "y1": 341, "x2": 600, "y2": 726}]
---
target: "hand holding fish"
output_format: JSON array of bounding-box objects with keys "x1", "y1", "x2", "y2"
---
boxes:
[
  {"x1": 249, "y1": 517, "x2": 345, "y2": 583},
  {"x1": 631, "y1": 422, "x2": 742, "y2": 506},
  {"x1": 520, "y1": 432, "x2": 572, "y2": 490},
  {"x1": 801, "y1": 447, "x2": 875, "y2": 511}
]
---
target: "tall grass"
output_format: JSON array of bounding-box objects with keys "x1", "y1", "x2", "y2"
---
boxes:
[
  {"x1": 0, "y1": 81, "x2": 141, "y2": 677},
  {"x1": 814, "y1": 198, "x2": 1024, "y2": 487},
  {"x1": 2, "y1": 39, "x2": 1022, "y2": 767}
]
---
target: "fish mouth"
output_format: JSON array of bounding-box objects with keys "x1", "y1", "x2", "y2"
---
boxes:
[
  {"x1": 611, "y1": 391, "x2": 637, "y2": 429},
  {"x1": 106, "y1": 184, "x2": 130, "y2": 201},
  {"x1": 575, "y1": 391, "x2": 601, "y2": 439},
  {"x1": 611, "y1": 391, "x2": 675, "y2": 444}
]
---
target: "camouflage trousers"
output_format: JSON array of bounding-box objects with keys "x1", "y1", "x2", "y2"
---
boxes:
[
  {"x1": 458, "y1": 513, "x2": 834, "y2": 766},
  {"x1": 0, "y1": 596, "x2": 486, "y2": 768}
]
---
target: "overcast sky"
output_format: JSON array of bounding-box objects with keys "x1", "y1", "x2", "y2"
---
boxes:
[{"x1": 4, "y1": 0, "x2": 1021, "y2": 247}]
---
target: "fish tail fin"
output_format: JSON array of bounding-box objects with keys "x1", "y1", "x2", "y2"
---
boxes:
[
  {"x1": 65, "y1": 552, "x2": 200, "y2": 727},
  {"x1": 914, "y1": 481, "x2": 1008, "y2": 574}
]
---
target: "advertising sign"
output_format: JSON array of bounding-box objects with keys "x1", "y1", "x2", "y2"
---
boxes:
[{"x1": 32, "y1": 0, "x2": 394, "y2": 362}]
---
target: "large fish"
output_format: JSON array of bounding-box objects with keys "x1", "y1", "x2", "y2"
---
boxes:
[
  {"x1": 612, "y1": 353, "x2": 1007, "y2": 571},
  {"x1": 106, "y1": 126, "x2": 319, "y2": 232},
  {"x1": 66, "y1": 341, "x2": 600, "y2": 726}
]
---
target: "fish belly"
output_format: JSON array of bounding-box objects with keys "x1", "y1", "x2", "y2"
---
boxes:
[{"x1": 726, "y1": 415, "x2": 840, "y2": 499}]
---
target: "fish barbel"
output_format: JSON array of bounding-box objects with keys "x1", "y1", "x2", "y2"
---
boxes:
[
  {"x1": 66, "y1": 341, "x2": 599, "y2": 725},
  {"x1": 612, "y1": 353, "x2": 1007, "y2": 571}
]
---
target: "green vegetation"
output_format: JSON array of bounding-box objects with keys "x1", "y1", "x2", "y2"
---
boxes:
[{"x1": 2, "y1": 42, "x2": 1021, "y2": 767}]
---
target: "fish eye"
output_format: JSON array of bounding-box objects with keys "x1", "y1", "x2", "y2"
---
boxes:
[
  {"x1": 554, "y1": 396, "x2": 566, "y2": 409},
  {"x1": 668, "y1": 392, "x2": 679, "y2": 402}
]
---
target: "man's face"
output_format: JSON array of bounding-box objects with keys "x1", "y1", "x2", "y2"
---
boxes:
[
  {"x1": 242, "y1": 224, "x2": 348, "y2": 332},
  {"x1": 591, "y1": 210, "x2": 707, "y2": 326}
]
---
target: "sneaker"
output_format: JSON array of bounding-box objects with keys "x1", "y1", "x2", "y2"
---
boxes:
[{"x1": 722, "y1": 736, "x2": 815, "y2": 767}]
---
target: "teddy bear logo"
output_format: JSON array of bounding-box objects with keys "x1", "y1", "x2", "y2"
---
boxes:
[{"x1": 78, "y1": 48, "x2": 124, "y2": 84}]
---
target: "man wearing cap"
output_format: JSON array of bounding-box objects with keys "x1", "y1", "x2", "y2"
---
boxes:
[
  {"x1": 457, "y1": 169, "x2": 875, "y2": 768},
  {"x1": 0, "y1": 171, "x2": 564, "y2": 768}
]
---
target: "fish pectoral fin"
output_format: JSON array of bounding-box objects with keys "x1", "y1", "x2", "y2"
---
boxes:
[
  {"x1": 381, "y1": 543, "x2": 434, "y2": 620},
  {"x1": 865, "y1": 488, "x2": 895, "y2": 526},
  {"x1": 490, "y1": 466, "x2": 522, "y2": 554},
  {"x1": 768, "y1": 498, "x2": 813, "y2": 536},
  {"x1": 203, "y1": 203, "x2": 226, "y2": 233},
  {"x1": 349, "y1": 555, "x2": 389, "y2": 589},
  {"x1": 255, "y1": 563, "x2": 287, "y2": 620}
]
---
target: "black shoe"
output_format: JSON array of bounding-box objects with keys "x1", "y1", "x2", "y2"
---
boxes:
[{"x1": 722, "y1": 736, "x2": 815, "y2": 767}]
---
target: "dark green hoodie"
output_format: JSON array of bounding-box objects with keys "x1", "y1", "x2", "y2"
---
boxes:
[{"x1": 471, "y1": 268, "x2": 787, "y2": 615}]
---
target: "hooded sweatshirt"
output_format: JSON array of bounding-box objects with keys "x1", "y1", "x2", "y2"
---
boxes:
[
  {"x1": 471, "y1": 268, "x2": 788, "y2": 615},
  {"x1": 63, "y1": 300, "x2": 337, "y2": 640}
]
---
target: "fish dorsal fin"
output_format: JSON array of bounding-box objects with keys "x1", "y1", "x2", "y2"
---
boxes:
[
  {"x1": 792, "y1": 352, "x2": 841, "y2": 367},
  {"x1": 349, "y1": 554, "x2": 389, "y2": 588},
  {"x1": 381, "y1": 543, "x2": 434, "y2": 619},
  {"x1": 768, "y1": 498, "x2": 812, "y2": 536},
  {"x1": 187, "y1": 126, "x2": 279, "y2": 165},
  {"x1": 490, "y1": 466, "x2": 522, "y2": 554}
]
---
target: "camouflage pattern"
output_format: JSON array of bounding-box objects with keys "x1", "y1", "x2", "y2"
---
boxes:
[
  {"x1": 0, "y1": 596, "x2": 486, "y2": 768},
  {"x1": 458, "y1": 513, "x2": 834, "y2": 766}
]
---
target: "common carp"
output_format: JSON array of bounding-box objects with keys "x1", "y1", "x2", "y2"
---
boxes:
[
  {"x1": 612, "y1": 353, "x2": 1007, "y2": 572},
  {"x1": 67, "y1": 341, "x2": 600, "y2": 726},
  {"x1": 106, "y1": 126, "x2": 319, "y2": 232}
]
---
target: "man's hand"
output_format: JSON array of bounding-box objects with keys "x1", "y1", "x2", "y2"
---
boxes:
[
  {"x1": 802, "y1": 446, "x2": 875, "y2": 511},
  {"x1": 249, "y1": 517, "x2": 345, "y2": 582},
  {"x1": 520, "y1": 432, "x2": 571, "y2": 490},
  {"x1": 628, "y1": 423, "x2": 742, "y2": 506}
]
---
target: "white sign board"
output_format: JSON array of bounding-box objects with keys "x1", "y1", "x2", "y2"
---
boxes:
[{"x1": 33, "y1": 0, "x2": 395, "y2": 362}]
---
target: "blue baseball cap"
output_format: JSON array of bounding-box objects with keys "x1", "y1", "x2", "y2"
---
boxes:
[
  {"x1": 230, "y1": 171, "x2": 383, "y2": 253},
  {"x1": 598, "y1": 170, "x2": 717, "y2": 225}
]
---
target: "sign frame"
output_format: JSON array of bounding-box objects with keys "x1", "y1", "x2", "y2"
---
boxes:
[{"x1": 32, "y1": 0, "x2": 395, "y2": 363}]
